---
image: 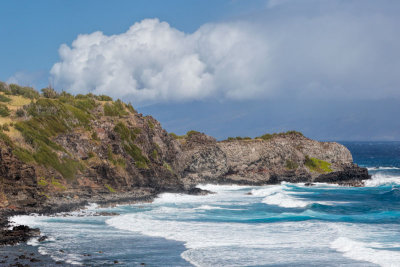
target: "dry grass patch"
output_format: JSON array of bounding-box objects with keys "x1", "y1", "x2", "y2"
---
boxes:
[{"x1": 7, "y1": 95, "x2": 32, "y2": 110}]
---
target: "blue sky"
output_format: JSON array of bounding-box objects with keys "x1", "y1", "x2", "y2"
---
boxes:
[{"x1": 1, "y1": 0, "x2": 399, "y2": 141}]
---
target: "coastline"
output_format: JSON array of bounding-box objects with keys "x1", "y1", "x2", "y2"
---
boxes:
[
  {"x1": 0, "y1": 190, "x2": 158, "y2": 266},
  {"x1": 1, "y1": 176, "x2": 380, "y2": 266}
]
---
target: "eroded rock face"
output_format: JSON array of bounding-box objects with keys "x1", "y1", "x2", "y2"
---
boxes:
[
  {"x1": 0, "y1": 140, "x2": 44, "y2": 210},
  {"x1": 175, "y1": 132, "x2": 369, "y2": 188}
]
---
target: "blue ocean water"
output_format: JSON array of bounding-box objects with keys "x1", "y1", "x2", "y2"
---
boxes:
[{"x1": 11, "y1": 142, "x2": 400, "y2": 266}]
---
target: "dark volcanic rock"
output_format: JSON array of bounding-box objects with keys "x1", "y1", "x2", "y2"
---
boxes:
[
  {"x1": 0, "y1": 225, "x2": 40, "y2": 246},
  {"x1": 313, "y1": 165, "x2": 370, "y2": 186},
  {"x1": 187, "y1": 187, "x2": 214, "y2": 195}
]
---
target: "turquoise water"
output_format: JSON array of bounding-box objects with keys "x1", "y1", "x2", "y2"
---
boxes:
[{"x1": 12, "y1": 142, "x2": 400, "y2": 266}]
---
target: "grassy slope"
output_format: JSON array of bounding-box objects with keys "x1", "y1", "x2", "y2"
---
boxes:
[{"x1": 0, "y1": 83, "x2": 148, "y2": 191}]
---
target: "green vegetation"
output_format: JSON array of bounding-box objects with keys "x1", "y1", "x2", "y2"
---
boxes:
[
  {"x1": 125, "y1": 102, "x2": 136, "y2": 113},
  {"x1": 37, "y1": 178, "x2": 48, "y2": 187},
  {"x1": 1, "y1": 123, "x2": 9, "y2": 131},
  {"x1": 1, "y1": 84, "x2": 40, "y2": 99},
  {"x1": 12, "y1": 98, "x2": 91, "y2": 179},
  {"x1": 186, "y1": 130, "x2": 200, "y2": 137},
  {"x1": 104, "y1": 99, "x2": 128, "y2": 117},
  {"x1": 0, "y1": 94, "x2": 11, "y2": 103},
  {"x1": 113, "y1": 121, "x2": 149, "y2": 169},
  {"x1": 91, "y1": 131, "x2": 99, "y2": 141},
  {"x1": 169, "y1": 130, "x2": 202, "y2": 140},
  {"x1": 257, "y1": 130, "x2": 304, "y2": 141},
  {"x1": 169, "y1": 132, "x2": 185, "y2": 139},
  {"x1": 227, "y1": 136, "x2": 252, "y2": 141},
  {"x1": 304, "y1": 156, "x2": 332, "y2": 173},
  {"x1": 105, "y1": 184, "x2": 116, "y2": 193},
  {"x1": 285, "y1": 159, "x2": 299, "y2": 170},
  {"x1": 147, "y1": 120, "x2": 155, "y2": 129},
  {"x1": 0, "y1": 104, "x2": 10, "y2": 117},
  {"x1": 51, "y1": 178, "x2": 66, "y2": 190},
  {"x1": 163, "y1": 162, "x2": 173, "y2": 173},
  {"x1": 0, "y1": 82, "x2": 153, "y2": 180},
  {"x1": 41, "y1": 87, "x2": 58, "y2": 99},
  {"x1": 96, "y1": 95, "x2": 113, "y2": 101},
  {"x1": 107, "y1": 145, "x2": 126, "y2": 168},
  {"x1": 151, "y1": 149, "x2": 158, "y2": 160},
  {"x1": 16, "y1": 108, "x2": 26, "y2": 117}
]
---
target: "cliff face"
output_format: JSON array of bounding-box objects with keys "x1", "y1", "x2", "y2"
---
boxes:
[
  {"x1": 0, "y1": 84, "x2": 370, "y2": 214},
  {"x1": 174, "y1": 132, "x2": 368, "y2": 187}
]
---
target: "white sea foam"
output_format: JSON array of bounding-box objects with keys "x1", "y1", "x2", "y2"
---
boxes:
[
  {"x1": 197, "y1": 183, "x2": 251, "y2": 192},
  {"x1": 262, "y1": 192, "x2": 309, "y2": 208},
  {"x1": 251, "y1": 185, "x2": 321, "y2": 208},
  {"x1": 364, "y1": 173, "x2": 400, "y2": 186},
  {"x1": 107, "y1": 213, "x2": 342, "y2": 266},
  {"x1": 331, "y1": 237, "x2": 400, "y2": 267},
  {"x1": 194, "y1": 205, "x2": 243, "y2": 211},
  {"x1": 367, "y1": 166, "x2": 400, "y2": 171}
]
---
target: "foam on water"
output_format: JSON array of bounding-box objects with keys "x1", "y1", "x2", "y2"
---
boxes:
[
  {"x1": 331, "y1": 237, "x2": 400, "y2": 267},
  {"x1": 251, "y1": 184, "x2": 332, "y2": 208},
  {"x1": 365, "y1": 173, "x2": 400, "y2": 186},
  {"x1": 367, "y1": 166, "x2": 400, "y2": 171},
  {"x1": 106, "y1": 184, "x2": 400, "y2": 266}
]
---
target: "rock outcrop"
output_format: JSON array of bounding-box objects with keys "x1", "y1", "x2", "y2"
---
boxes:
[{"x1": 174, "y1": 132, "x2": 369, "y2": 188}]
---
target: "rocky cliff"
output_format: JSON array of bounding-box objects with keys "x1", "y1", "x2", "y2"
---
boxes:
[
  {"x1": 174, "y1": 131, "x2": 368, "y2": 187},
  {"x1": 0, "y1": 82, "x2": 370, "y2": 217}
]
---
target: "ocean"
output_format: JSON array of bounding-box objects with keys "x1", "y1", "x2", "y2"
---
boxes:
[{"x1": 11, "y1": 141, "x2": 400, "y2": 266}]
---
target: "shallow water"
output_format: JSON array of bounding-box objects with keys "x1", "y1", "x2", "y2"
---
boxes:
[{"x1": 11, "y1": 142, "x2": 400, "y2": 266}]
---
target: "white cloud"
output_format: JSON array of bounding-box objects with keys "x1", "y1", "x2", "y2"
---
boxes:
[
  {"x1": 51, "y1": 1, "x2": 400, "y2": 104},
  {"x1": 51, "y1": 19, "x2": 269, "y2": 104}
]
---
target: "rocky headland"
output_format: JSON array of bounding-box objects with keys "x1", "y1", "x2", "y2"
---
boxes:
[{"x1": 0, "y1": 82, "x2": 370, "y2": 248}]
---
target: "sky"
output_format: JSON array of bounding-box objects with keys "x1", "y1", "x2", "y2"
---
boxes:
[{"x1": 1, "y1": 0, "x2": 399, "y2": 141}]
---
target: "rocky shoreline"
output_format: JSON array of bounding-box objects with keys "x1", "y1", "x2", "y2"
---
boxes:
[{"x1": 0, "y1": 85, "x2": 371, "y2": 265}]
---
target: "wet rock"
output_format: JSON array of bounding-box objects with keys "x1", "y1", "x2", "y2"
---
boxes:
[
  {"x1": 187, "y1": 187, "x2": 213, "y2": 195},
  {"x1": 38, "y1": 235, "x2": 47, "y2": 242}
]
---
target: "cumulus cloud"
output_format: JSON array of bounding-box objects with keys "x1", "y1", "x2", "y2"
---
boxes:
[
  {"x1": 51, "y1": 19, "x2": 269, "y2": 103},
  {"x1": 51, "y1": 1, "x2": 400, "y2": 104}
]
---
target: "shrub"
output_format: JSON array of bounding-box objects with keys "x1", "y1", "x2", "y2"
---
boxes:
[
  {"x1": 125, "y1": 103, "x2": 136, "y2": 113},
  {"x1": 51, "y1": 177, "x2": 66, "y2": 190},
  {"x1": 2, "y1": 123, "x2": 9, "y2": 131},
  {"x1": 151, "y1": 149, "x2": 158, "y2": 160},
  {"x1": 41, "y1": 87, "x2": 58, "y2": 99},
  {"x1": 285, "y1": 160, "x2": 299, "y2": 170},
  {"x1": 96, "y1": 95, "x2": 113, "y2": 101},
  {"x1": 91, "y1": 131, "x2": 99, "y2": 141},
  {"x1": 304, "y1": 156, "x2": 332, "y2": 173},
  {"x1": 37, "y1": 178, "x2": 48, "y2": 187},
  {"x1": 169, "y1": 132, "x2": 186, "y2": 140},
  {"x1": 105, "y1": 184, "x2": 116, "y2": 193},
  {"x1": 0, "y1": 82, "x2": 9, "y2": 93},
  {"x1": 0, "y1": 104, "x2": 10, "y2": 117},
  {"x1": 16, "y1": 108, "x2": 26, "y2": 117},
  {"x1": 148, "y1": 120, "x2": 155, "y2": 129},
  {"x1": 187, "y1": 130, "x2": 200, "y2": 137},
  {"x1": 8, "y1": 84, "x2": 40, "y2": 99},
  {"x1": 227, "y1": 136, "x2": 252, "y2": 141},
  {"x1": 125, "y1": 143, "x2": 149, "y2": 169},
  {"x1": 104, "y1": 100, "x2": 128, "y2": 117},
  {"x1": 163, "y1": 162, "x2": 173, "y2": 173},
  {"x1": 0, "y1": 94, "x2": 11, "y2": 102}
]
